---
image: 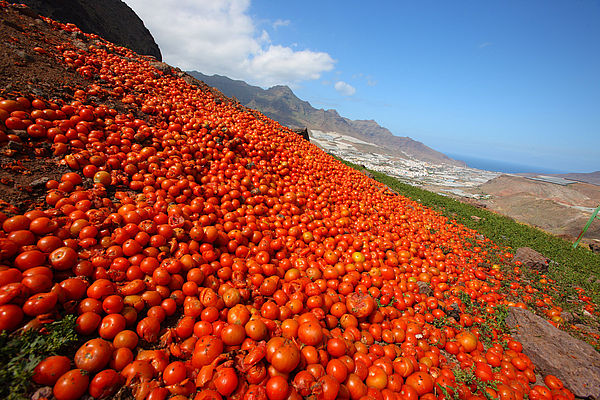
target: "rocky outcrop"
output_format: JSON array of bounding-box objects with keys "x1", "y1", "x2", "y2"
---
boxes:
[
  {"x1": 513, "y1": 247, "x2": 550, "y2": 272},
  {"x1": 292, "y1": 128, "x2": 310, "y2": 141},
  {"x1": 19, "y1": 0, "x2": 161, "y2": 60},
  {"x1": 506, "y1": 307, "x2": 600, "y2": 399}
]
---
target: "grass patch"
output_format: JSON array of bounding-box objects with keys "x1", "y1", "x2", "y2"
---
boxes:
[{"x1": 0, "y1": 315, "x2": 79, "y2": 400}]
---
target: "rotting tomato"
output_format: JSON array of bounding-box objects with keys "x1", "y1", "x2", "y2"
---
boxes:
[
  {"x1": 88, "y1": 369, "x2": 122, "y2": 399},
  {"x1": 74, "y1": 338, "x2": 113, "y2": 372},
  {"x1": 346, "y1": 292, "x2": 375, "y2": 319}
]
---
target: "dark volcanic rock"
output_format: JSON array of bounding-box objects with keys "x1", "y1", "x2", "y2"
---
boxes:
[
  {"x1": 19, "y1": 0, "x2": 161, "y2": 60},
  {"x1": 506, "y1": 307, "x2": 600, "y2": 399},
  {"x1": 292, "y1": 127, "x2": 310, "y2": 141},
  {"x1": 513, "y1": 247, "x2": 550, "y2": 272}
]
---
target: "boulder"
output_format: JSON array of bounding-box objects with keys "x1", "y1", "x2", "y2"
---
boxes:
[
  {"x1": 359, "y1": 165, "x2": 374, "y2": 179},
  {"x1": 291, "y1": 127, "x2": 310, "y2": 141},
  {"x1": 149, "y1": 61, "x2": 173, "y2": 75},
  {"x1": 506, "y1": 307, "x2": 600, "y2": 399},
  {"x1": 513, "y1": 247, "x2": 550, "y2": 272}
]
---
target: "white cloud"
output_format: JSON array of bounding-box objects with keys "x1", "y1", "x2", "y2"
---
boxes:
[
  {"x1": 244, "y1": 45, "x2": 335, "y2": 87},
  {"x1": 273, "y1": 19, "x2": 290, "y2": 29},
  {"x1": 123, "y1": 0, "x2": 334, "y2": 87},
  {"x1": 479, "y1": 42, "x2": 492, "y2": 48},
  {"x1": 334, "y1": 81, "x2": 356, "y2": 96}
]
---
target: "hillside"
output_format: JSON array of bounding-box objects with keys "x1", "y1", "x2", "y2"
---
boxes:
[
  {"x1": 188, "y1": 71, "x2": 464, "y2": 166},
  {"x1": 478, "y1": 175, "x2": 600, "y2": 241},
  {"x1": 553, "y1": 171, "x2": 600, "y2": 186},
  {"x1": 1, "y1": 4, "x2": 599, "y2": 400},
  {"x1": 18, "y1": 0, "x2": 161, "y2": 60}
]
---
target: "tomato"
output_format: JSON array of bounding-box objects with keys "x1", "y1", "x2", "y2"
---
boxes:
[
  {"x1": 456, "y1": 331, "x2": 478, "y2": 352},
  {"x1": 136, "y1": 316, "x2": 161, "y2": 342},
  {"x1": 399, "y1": 384, "x2": 419, "y2": 399},
  {"x1": 326, "y1": 359, "x2": 348, "y2": 383},
  {"x1": 192, "y1": 335, "x2": 224, "y2": 368},
  {"x1": 22, "y1": 292, "x2": 58, "y2": 316},
  {"x1": 268, "y1": 338, "x2": 300, "y2": 373},
  {"x1": 99, "y1": 313, "x2": 127, "y2": 339},
  {"x1": 76, "y1": 311, "x2": 102, "y2": 335},
  {"x1": 89, "y1": 369, "x2": 122, "y2": 399},
  {"x1": 298, "y1": 320, "x2": 324, "y2": 346},
  {"x1": 162, "y1": 361, "x2": 186, "y2": 387},
  {"x1": 113, "y1": 330, "x2": 139, "y2": 349},
  {"x1": 87, "y1": 279, "x2": 116, "y2": 299},
  {"x1": 0, "y1": 239, "x2": 19, "y2": 260},
  {"x1": 343, "y1": 373, "x2": 365, "y2": 399},
  {"x1": 266, "y1": 375, "x2": 290, "y2": 400},
  {"x1": 214, "y1": 367, "x2": 238, "y2": 396},
  {"x1": 366, "y1": 365, "x2": 388, "y2": 389},
  {"x1": 474, "y1": 361, "x2": 493, "y2": 382},
  {"x1": 49, "y1": 247, "x2": 78, "y2": 271},
  {"x1": 53, "y1": 369, "x2": 90, "y2": 400},
  {"x1": 346, "y1": 292, "x2": 375, "y2": 318},
  {"x1": 317, "y1": 375, "x2": 340, "y2": 400},
  {"x1": 22, "y1": 272, "x2": 52, "y2": 295},
  {"x1": 60, "y1": 278, "x2": 88, "y2": 301},
  {"x1": 544, "y1": 374, "x2": 564, "y2": 390},
  {"x1": 33, "y1": 355, "x2": 71, "y2": 385},
  {"x1": 2, "y1": 215, "x2": 31, "y2": 233},
  {"x1": 405, "y1": 371, "x2": 434, "y2": 396},
  {"x1": 74, "y1": 338, "x2": 114, "y2": 372},
  {"x1": 0, "y1": 304, "x2": 23, "y2": 331},
  {"x1": 393, "y1": 357, "x2": 414, "y2": 378},
  {"x1": 194, "y1": 389, "x2": 223, "y2": 400},
  {"x1": 326, "y1": 337, "x2": 347, "y2": 358},
  {"x1": 14, "y1": 250, "x2": 46, "y2": 271},
  {"x1": 245, "y1": 318, "x2": 268, "y2": 340}
]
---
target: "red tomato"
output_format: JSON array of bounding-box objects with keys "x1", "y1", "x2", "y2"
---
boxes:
[
  {"x1": 346, "y1": 292, "x2": 375, "y2": 318},
  {"x1": 0, "y1": 304, "x2": 23, "y2": 331},
  {"x1": 33, "y1": 355, "x2": 71, "y2": 385},
  {"x1": 74, "y1": 338, "x2": 113, "y2": 372},
  {"x1": 22, "y1": 292, "x2": 58, "y2": 316},
  {"x1": 88, "y1": 369, "x2": 122, "y2": 399},
  {"x1": 53, "y1": 369, "x2": 90, "y2": 400}
]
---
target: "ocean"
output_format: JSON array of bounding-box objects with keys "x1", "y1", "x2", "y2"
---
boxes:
[{"x1": 447, "y1": 153, "x2": 569, "y2": 174}]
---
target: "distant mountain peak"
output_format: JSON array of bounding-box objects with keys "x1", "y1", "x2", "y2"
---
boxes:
[
  {"x1": 269, "y1": 85, "x2": 293, "y2": 92},
  {"x1": 187, "y1": 71, "x2": 463, "y2": 166}
]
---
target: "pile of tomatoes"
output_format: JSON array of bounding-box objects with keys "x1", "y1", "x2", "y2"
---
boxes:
[{"x1": 0, "y1": 4, "x2": 576, "y2": 400}]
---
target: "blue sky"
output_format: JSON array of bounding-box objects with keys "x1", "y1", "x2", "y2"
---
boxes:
[{"x1": 125, "y1": 1, "x2": 599, "y2": 173}]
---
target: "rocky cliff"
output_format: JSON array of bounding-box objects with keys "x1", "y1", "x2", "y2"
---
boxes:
[{"x1": 19, "y1": 0, "x2": 161, "y2": 60}]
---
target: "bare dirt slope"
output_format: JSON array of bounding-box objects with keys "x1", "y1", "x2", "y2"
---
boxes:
[{"x1": 478, "y1": 175, "x2": 600, "y2": 242}]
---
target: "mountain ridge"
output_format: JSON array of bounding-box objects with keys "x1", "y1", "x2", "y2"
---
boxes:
[{"x1": 188, "y1": 71, "x2": 464, "y2": 166}]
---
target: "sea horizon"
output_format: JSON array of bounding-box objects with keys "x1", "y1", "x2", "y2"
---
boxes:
[{"x1": 447, "y1": 153, "x2": 570, "y2": 175}]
